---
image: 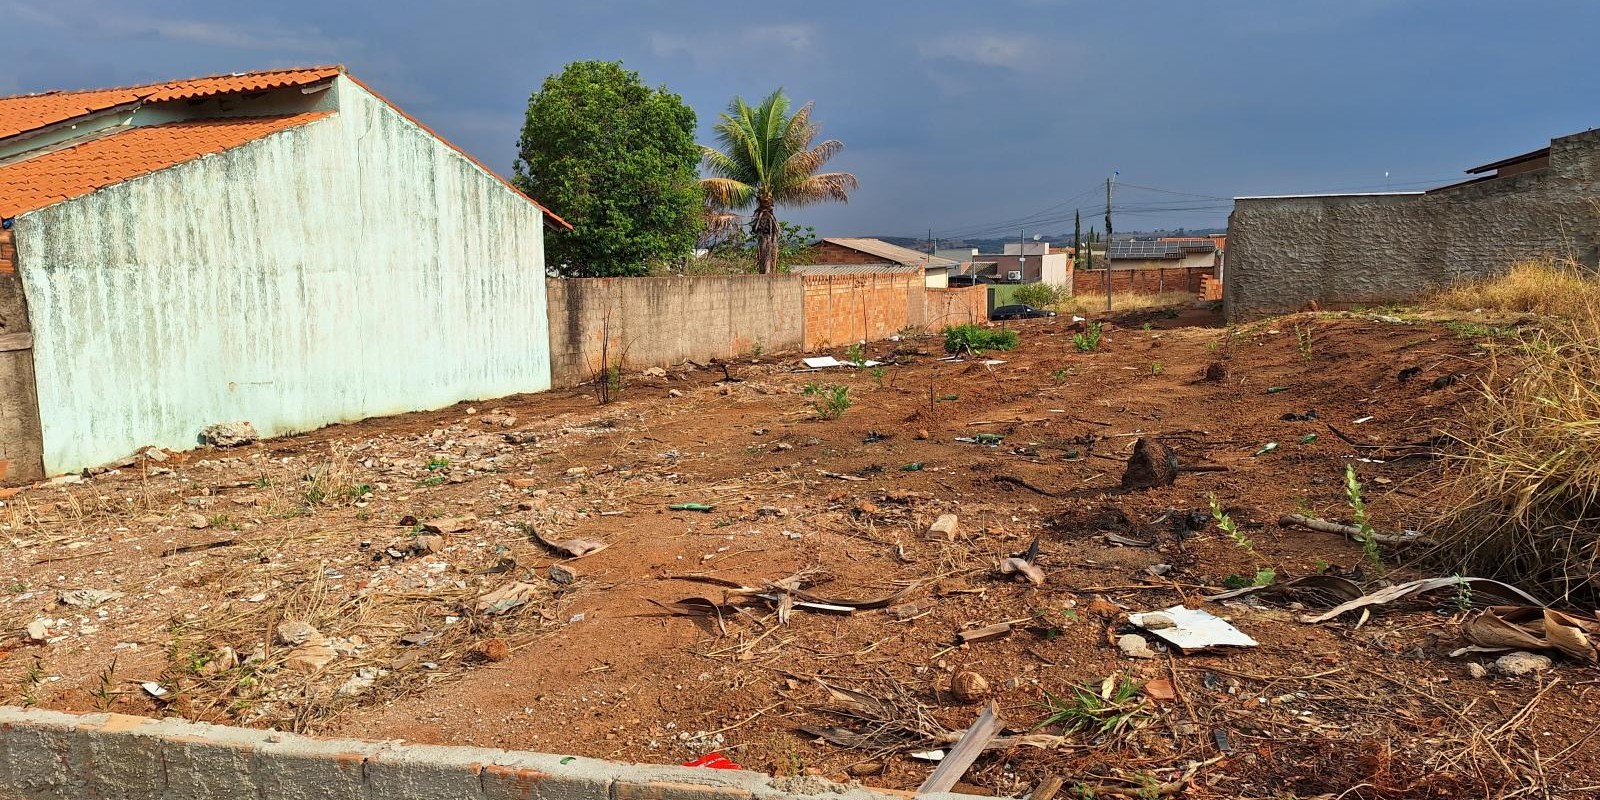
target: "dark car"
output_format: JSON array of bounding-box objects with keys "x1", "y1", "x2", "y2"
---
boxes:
[
  {"x1": 990, "y1": 304, "x2": 1058, "y2": 320},
  {"x1": 947, "y1": 274, "x2": 994, "y2": 287}
]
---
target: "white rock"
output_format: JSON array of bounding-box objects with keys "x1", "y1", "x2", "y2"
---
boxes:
[
  {"x1": 1118, "y1": 633, "x2": 1157, "y2": 659},
  {"x1": 929, "y1": 514, "x2": 960, "y2": 539},
  {"x1": 1494, "y1": 651, "x2": 1552, "y2": 677}
]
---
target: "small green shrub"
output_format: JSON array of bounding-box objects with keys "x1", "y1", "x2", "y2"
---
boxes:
[
  {"x1": 1012, "y1": 282, "x2": 1067, "y2": 309},
  {"x1": 803, "y1": 383, "x2": 851, "y2": 419},
  {"x1": 845, "y1": 343, "x2": 867, "y2": 366},
  {"x1": 943, "y1": 324, "x2": 1019, "y2": 355},
  {"x1": 1072, "y1": 322, "x2": 1103, "y2": 353}
]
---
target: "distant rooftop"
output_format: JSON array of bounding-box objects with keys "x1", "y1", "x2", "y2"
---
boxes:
[{"x1": 1108, "y1": 240, "x2": 1216, "y2": 260}]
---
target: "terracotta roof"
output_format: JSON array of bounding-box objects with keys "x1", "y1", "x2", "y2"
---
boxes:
[
  {"x1": 0, "y1": 113, "x2": 332, "y2": 218},
  {"x1": 0, "y1": 66, "x2": 342, "y2": 141},
  {"x1": 788, "y1": 262, "x2": 919, "y2": 276}
]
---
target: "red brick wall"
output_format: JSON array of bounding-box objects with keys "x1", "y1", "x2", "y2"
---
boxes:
[
  {"x1": 802, "y1": 273, "x2": 925, "y2": 350},
  {"x1": 0, "y1": 228, "x2": 14, "y2": 275},
  {"x1": 925, "y1": 286, "x2": 989, "y2": 328},
  {"x1": 1072, "y1": 266, "x2": 1212, "y2": 296}
]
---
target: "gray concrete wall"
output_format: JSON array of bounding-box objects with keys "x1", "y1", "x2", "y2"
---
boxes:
[
  {"x1": 0, "y1": 228, "x2": 43, "y2": 485},
  {"x1": 0, "y1": 706, "x2": 982, "y2": 800},
  {"x1": 546, "y1": 276, "x2": 805, "y2": 388},
  {"x1": 1225, "y1": 129, "x2": 1600, "y2": 319}
]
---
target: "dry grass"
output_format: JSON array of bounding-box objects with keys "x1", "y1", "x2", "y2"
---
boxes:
[
  {"x1": 1059, "y1": 290, "x2": 1197, "y2": 316},
  {"x1": 1429, "y1": 264, "x2": 1600, "y2": 602},
  {"x1": 1431, "y1": 258, "x2": 1600, "y2": 317}
]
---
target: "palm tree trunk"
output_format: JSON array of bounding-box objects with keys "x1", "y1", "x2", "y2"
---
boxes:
[{"x1": 752, "y1": 199, "x2": 778, "y2": 275}]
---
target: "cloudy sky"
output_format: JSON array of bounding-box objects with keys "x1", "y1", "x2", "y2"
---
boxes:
[{"x1": 5, "y1": 0, "x2": 1599, "y2": 239}]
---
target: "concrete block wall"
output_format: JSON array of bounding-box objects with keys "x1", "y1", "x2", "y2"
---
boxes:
[
  {"x1": 1225, "y1": 128, "x2": 1600, "y2": 320},
  {"x1": 546, "y1": 276, "x2": 806, "y2": 388},
  {"x1": 0, "y1": 227, "x2": 44, "y2": 486},
  {"x1": 0, "y1": 706, "x2": 983, "y2": 800}
]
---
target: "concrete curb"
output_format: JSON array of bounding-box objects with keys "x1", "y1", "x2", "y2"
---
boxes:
[{"x1": 0, "y1": 706, "x2": 983, "y2": 800}]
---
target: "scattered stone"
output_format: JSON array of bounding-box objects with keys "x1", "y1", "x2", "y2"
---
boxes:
[
  {"x1": 276, "y1": 620, "x2": 322, "y2": 647},
  {"x1": 915, "y1": 429, "x2": 930, "y2": 440},
  {"x1": 26, "y1": 619, "x2": 50, "y2": 641},
  {"x1": 479, "y1": 414, "x2": 518, "y2": 428},
  {"x1": 139, "y1": 446, "x2": 170, "y2": 462},
  {"x1": 929, "y1": 514, "x2": 960, "y2": 540},
  {"x1": 951, "y1": 670, "x2": 991, "y2": 703},
  {"x1": 1467, "y1": 662, "x2": 1489, "y2": 679},
  {"x1": 549, "y1": 564, "x2": 578, "y2": 585},
  {"x1": 508, "y1": 478, "x2": 540, "y2": 488},
  {"x1": 757, "y1": 506, "x2": 788, "y2": 518},
  {"x1": 1145, "y1": 563, "x2": 1174, "y2": 577},
  {"x1": 668, "y1": 389, "x2": 684, "y2": 398},
  {"x1": 1086, "y1": 598, "x2": 1122, "y2": 619},
  {"x1": 45, "y1": 474, "x2": 84, "y2": 487},
  {"x1": 413, "y1": 534, "x2": 445, "y2": 555},
  {"x1": 188, "y1": 513, "x2": 211, "y2": 529},
  {"x1": 1202, "y1": 361, "x2": 1228, "y2": 382},
  {"x1": 284, "y1": 643, "x2": 338, "y2": 673},
  {"x1": 1494, "y1": 651, "x2": 1552, "y2": 677},
  {"x1": 201, "y1": 646, "x2": 239, "y2": 676},
  {"x1": 423, "y1": 516, "x2": 475, "y2": 534},
  {"x1": 1143, "y1": 678, "x2": 1176, "y2": 701},
  {"x1": 642, "y1": 366, "x2": 668, "y2": 378},
  {"x1": 847, "y1": 763, "x2": 883, "y2": 778},
  {"x1": 1118, "y1": 633, "x2": 1157, "y2": 659},
  {"x1": 474, "y1": 638, "x2": 511, "y2": 662},
  {"x1": 336, "y1": 667, "x2": 382, "y2": 697},
  {"x1": 58, "y1": 589, "x2": 122, "y2": 609},
  {"x1": 565, "y1": 467, "x2": 588, "y2": 477},
  {"x1": 199, "y1": 421, "x2": 259, "y2": 448}
]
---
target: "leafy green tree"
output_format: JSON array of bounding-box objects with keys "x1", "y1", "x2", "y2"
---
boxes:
[
  {"x1": 514, "y1": 61, "x2": 702, "y2": 277},
  {"x1": 701, "y1": 90, "x2": 858, "y2": 274}
]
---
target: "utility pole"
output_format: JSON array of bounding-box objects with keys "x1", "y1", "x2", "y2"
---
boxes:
[{"x1": 1104, "y1": 173, "x2": 1116, "y2": 312}]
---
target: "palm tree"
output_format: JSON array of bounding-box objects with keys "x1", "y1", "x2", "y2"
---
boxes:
[{"x1": 701, "y1": 89, "x2": 858, "y2": 274}]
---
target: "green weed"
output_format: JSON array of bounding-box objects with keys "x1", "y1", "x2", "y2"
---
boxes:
[
  {"x1": 943, "y1": 324, "x2": 1019, "y2": 355},
  {"x1": 1344, "y1": 465, "x2": 1383, "y2": 568},
  {"x1": 1072, "y1": 322, "x2": 1103, "y2": 353}
]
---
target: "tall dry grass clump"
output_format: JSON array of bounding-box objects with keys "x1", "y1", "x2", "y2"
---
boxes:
[
  {"x1": 1431, "y1": 257, "x2": 1600, "y2": 317},
  {"x1": 1430, "y1": 266, "x2": 1600, "y2": 602}
]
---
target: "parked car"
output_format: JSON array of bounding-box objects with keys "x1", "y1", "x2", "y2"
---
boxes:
[
  {"x1": 990, "y1": 304, "x2": 1058, "y2": 320},
  {"x1": 947, "y1": 274, "x2": 994, "y2": 287}
]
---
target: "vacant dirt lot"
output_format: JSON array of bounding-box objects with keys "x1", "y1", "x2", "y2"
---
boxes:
[{"x1": 3, "y1": 306, "x2": 1596, "y2": 798}]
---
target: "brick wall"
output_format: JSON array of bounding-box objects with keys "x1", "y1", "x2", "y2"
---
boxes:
[
  {"x1": 0, "y1": 227, "x2": 14, "y2": 274},
  {"x1": 925, "y1": 286, "x2": 989, "y2": 328},
  {"x1": 801, "y1": 272, "x2": 925, "y2": 350},
  {"x1": 1071, "y1": 266, "x2": 1212, "y2": 296}
]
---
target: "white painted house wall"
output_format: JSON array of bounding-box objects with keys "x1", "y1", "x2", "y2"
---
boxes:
[{"x1": 12, "y1": 76, "x2": 551, "y2": 474}]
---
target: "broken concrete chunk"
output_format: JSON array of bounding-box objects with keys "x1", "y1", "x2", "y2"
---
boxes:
[
  {"x1": 548, "y1": 564, "x2": 578, "y2": 585},
  {"x1": 413, "y1": 534, "x2": 445, "y2": 555},
  {"x1": 199, "y1": 421, "x2": 259, "y2": 448},
  {"x1": 26, "y1": 619, "x2": 50, "y2": 641},
  {"x1": 283, "y1": 643, "x2": 337, "y2": 673},
  {"x1": 642, "y1": 366, "x2": 668, "y2": 378},
  {"x1": 929, "y1": 514, "x2": 960, "y2": 539},
  {"x1": 188, "y1": 513, "x2": 210, "y2": 529}
]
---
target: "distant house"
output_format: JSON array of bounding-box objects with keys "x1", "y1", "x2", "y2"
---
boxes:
[
  {"x1": 803, "y1": 238, "x2": 958, "y2": 288},
  {"x1": 0, "y1": 65, "x2": 568, "y2": 482},
  {"x1": 971, "y1": 241, "x2": 1072, "y2": 287}
]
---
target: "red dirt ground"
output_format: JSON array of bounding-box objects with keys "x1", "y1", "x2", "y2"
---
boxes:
[{"x1": 2, "y1": 306, "x2": 1595, "y2": 799}]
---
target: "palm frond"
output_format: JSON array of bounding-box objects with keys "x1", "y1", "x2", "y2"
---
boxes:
[
  {"x1": 773, "y1": 171, "x2": 858, "y2": 207},
  {"x1": 701, "y1": 177, "x2": 757, "y2": 209}
]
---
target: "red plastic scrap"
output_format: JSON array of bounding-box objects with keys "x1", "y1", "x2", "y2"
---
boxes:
[{"x1": 682, "y1": 752, "x2": 742, "y2": 770}]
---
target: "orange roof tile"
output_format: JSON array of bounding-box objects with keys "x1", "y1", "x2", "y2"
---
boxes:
[
  {"x1": 0, "y1": 113, "x2": 333, "y2": 218},
  {"x1": 0, "y1": 66, "x2": 342, "y2": 140}
]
